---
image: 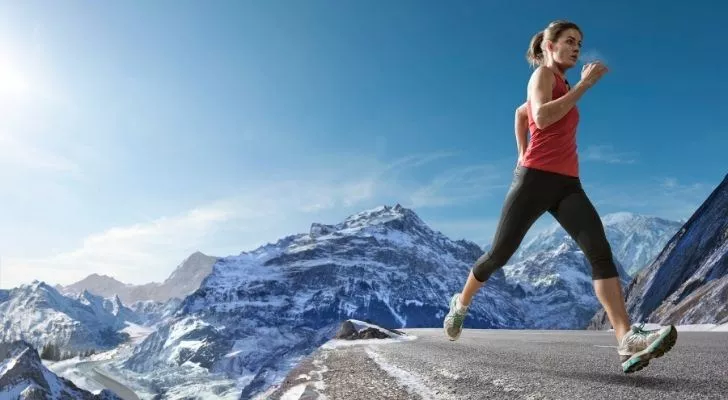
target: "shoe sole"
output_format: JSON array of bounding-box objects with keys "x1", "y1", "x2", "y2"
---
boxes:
[
  {"x1": 622, "y1": 325, "x2": 678, "y2": 374},
  {"x1": 444, "y1": 323, "x2": 461, "y2": 341}
]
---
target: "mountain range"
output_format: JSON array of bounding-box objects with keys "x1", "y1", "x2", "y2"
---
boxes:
[
  {"x1": 56, "y1": 251, "x2": 219, "y2": 305},
  {"x1": 117, "y1": 204, "x2": 681, "y2": 398}
]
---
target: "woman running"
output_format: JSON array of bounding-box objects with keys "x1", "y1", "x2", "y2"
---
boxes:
[{"x1": 443, "y1": 20, "x2": 677, "y2": 374}]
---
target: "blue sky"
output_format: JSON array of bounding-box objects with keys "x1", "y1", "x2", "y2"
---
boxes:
[{"x1": 1, "y1": 0, "x2": 725, "y2": 288}]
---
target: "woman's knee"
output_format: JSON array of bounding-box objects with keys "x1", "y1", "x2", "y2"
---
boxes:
[
  {"x1": 589, "y1": 253, "x2": 620, "y2": 280},
  {"x1": 592, "y1": 264, "x2": 620, "y2": 280},
  {"x1": 471, "y1": 250, "x2": 511, "y2": 282}
]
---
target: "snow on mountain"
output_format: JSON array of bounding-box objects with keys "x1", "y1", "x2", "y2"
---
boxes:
[
  {"x1": 129, "y1": 298, "x2": 183, "y2": 327},
  {"x1": 58, "y1": 251, "x2": 219, "y2": 305},
  {"x1": 512, "y1": 212, "x2": 682, "y2": 277},
  {"x1": 496, "y1": 211, "x2": 675, "y2": 329},
  {"x1": 121, "y1": 204, "x2": 526, "y2": 398},
  {"x1": 504, "y1": 241, "x2": 631, "y2": 329},
  {"x1": 75, "y1": 291, "x2": 143, "y2": 327},
  {"x1": 0, "y1": 340, "x2": 122, "y2": 399},
  {"x1": 103, "y1": 295, "x2": 143, "y2": 326},
  {"x1": 0, "y1": 281, "x2": 130, "y2": 356},
  {"x1": 589, "y1": 173, "x2": 728, "y2": 329}
]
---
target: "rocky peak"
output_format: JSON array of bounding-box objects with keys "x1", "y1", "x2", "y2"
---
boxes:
[{"x1": 308, "y1": 204, "x2": 429, "y2": 240}]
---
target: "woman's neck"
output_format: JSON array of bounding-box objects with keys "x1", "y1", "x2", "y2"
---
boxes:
[{"x1": 544, "y1": 61, "x2": 566, "y2": 78}]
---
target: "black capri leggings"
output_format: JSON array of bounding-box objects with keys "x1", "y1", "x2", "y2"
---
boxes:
[{"x1": 471, "y1": 165, "x2": 619, "y2": 282}]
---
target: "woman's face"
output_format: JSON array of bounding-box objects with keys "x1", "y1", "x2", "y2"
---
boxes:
[{"x1": 548, "y1": 28, "x2": 582, "y2": 69}]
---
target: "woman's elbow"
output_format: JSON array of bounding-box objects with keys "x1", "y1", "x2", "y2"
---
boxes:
[
  {"x1": 533, "y1": 114, "x2": 548, "y2": 130},
  {"x1": 516, "y1": 103, "x2": 528, "y2": 118}
]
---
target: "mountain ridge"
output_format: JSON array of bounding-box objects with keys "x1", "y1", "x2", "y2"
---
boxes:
[{"x1": 57, "y1": 251, "x2": 220, "y2": 304}]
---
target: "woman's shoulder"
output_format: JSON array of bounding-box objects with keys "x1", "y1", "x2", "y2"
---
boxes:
[
  {"x1": 530, "y1": 66, "x2": 557, "y2": 81},
  {"x1": 527, "y1": 66, "x2": 556, "y2": 90}
]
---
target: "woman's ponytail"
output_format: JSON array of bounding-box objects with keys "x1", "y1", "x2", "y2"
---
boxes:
[{"x1": 526, "y1": 31, "x2": 545, "y2": 68}]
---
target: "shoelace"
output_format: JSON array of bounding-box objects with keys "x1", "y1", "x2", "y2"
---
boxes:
[
  {"x1": 448, "y1": 305, "x2": 466, "y2": 328},
  {"x1": 634, "y1": 322, "x2": 648, "y2": 333},
  {"x1": 453, "y1": 310, "x2": 465, "y2": 326},
  {"x1": 631, "y1": 322, "x2": 656, "y2": 339}
]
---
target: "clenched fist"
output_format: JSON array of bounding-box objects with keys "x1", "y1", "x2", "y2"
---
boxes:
[{"x1": 581, "y1": 61, "x2": 609, "y2": 87}]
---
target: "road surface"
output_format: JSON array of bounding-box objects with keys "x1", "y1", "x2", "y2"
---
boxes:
[{"x1": 267, "y1": 328, "x2": 728, "y2": 400}]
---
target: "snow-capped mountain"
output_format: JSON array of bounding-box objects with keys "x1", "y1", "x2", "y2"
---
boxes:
[
  {"x1": 0, "y1": 281, "x2": 131, "y2": 355},
  {"x1": 129, "y1": 298, "x2": 183, "y2": 327},
  {"x1": 504, "y1": 240, "x2": 631, "y2": 329},
  {"x1": 58, "y1": 251, "x2": 219, "y2": 304},
  {"x1": 122, "y1": 204, "x2": 526, "y2": 398},
  {"x1": 84, "y1": 293, "x2": 142, "y2": 326},
  {"x1": 0, "y1": 340, "x2": 122, "y2": 399},
  {"x1": 495, "y1": 211, "x2": 676, "y2": 329},
  {"x1": 512, "y1": 212, "x2": 682, "y2": 277},
  {"x1": 589, "y1": 173, "x2": 728, "y2": 329}
]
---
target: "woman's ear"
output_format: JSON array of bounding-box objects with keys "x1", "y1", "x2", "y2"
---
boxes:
[{"x1": 544, "y1": 39, "x2": 553, "y2": 52}]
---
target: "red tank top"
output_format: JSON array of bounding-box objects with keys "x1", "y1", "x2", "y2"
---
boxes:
[{"x1": 522, "y1": 69, "x2": 580, "y2": 177}]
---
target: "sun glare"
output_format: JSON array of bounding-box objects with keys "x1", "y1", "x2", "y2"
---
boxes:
[{"x1": 0, "y1": 58, "x2": 31, "y2": 98}]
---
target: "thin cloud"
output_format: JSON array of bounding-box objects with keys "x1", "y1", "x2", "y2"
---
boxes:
[
  {"x1": 379, "y1": 151, "x2": 458, "y2": 178},
  {"x1": 585, "y1": 177, "x2": 714, "y2": 222},
  {"x1": 1, "y1": 176, "x2": 385, "y2": 288},
  {"x1": 0, "y1": 133, "x2": 82, "y2": 176},
  {"x1": 582, "y1": 145, "x2": 637, "y2": 165},
  {"x1": 370, "y1": 152, "x2": 506, "y2": 209},
  {"x1": 1, "y1": 151, "x2": 512, "y2": 289},
  {"x1": 408, "y1": 164, "x2": 505, "y2": 208},
  {"x1": 660, "y1": 178, "x2": 679, "y2": 189},
  {"x1": 3, "y1": 200, "x2": 238, "y2": 286}
]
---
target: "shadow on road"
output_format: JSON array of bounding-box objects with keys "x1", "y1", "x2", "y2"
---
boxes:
[
  {"x1": 468, "y1": 358, "x2": 728, "y2": 395},
  {"x1": 548, "y1": 368, "x2": 727, "y2": 394}
]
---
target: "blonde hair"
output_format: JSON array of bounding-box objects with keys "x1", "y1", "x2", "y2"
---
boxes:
[{"x1": 526, "y1": 20, "x2": 582, "y2": 68}]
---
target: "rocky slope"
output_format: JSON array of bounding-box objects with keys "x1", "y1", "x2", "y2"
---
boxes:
[
  {"x1": 0, "y1": 341, "x2": 122, "y2": 399},
  {"x1": 589, "y1": 173, "x2": 728, "y2": 329}
]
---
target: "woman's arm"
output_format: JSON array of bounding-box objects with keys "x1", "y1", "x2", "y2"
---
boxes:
[
  {"x1": 515, "y1": 102, "x2": 529, "y2": 163},
  {"x1": 527, "y1": 66, "x2": 590, "y2": 129}
]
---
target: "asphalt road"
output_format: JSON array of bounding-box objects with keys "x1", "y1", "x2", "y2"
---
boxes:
[{"x1": 268, "y1": 328, "x2": 728, "y2": 400}]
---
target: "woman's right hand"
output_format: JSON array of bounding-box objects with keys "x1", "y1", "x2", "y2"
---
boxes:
[{"x1": 580, "y1": 61, "x2": 609, "y2": 88}]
